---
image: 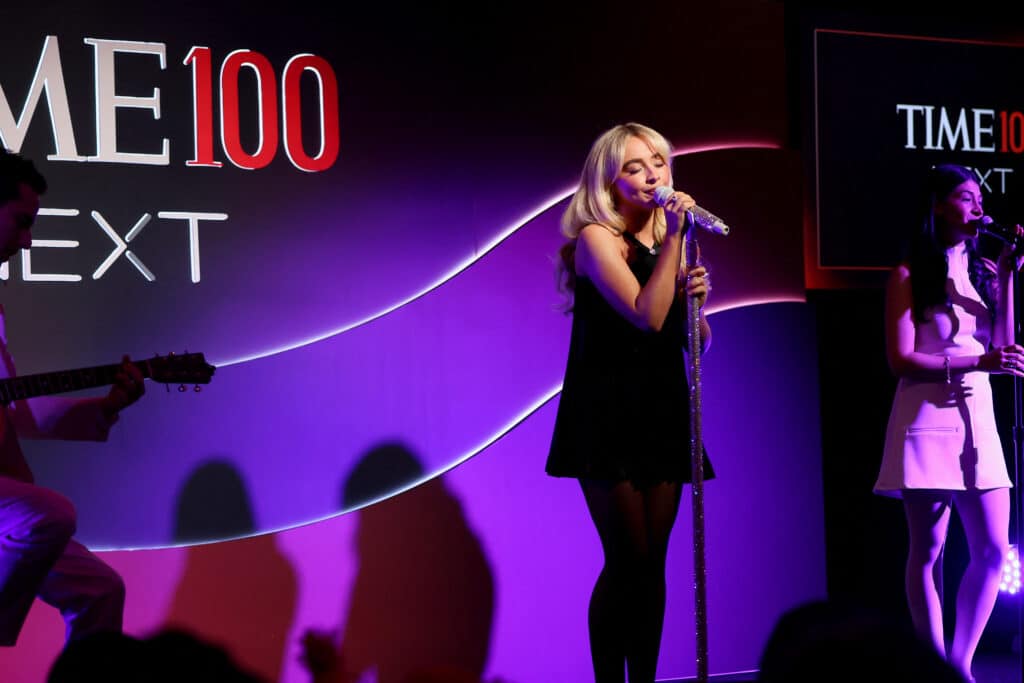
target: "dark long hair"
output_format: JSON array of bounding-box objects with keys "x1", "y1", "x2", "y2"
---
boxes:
[{"x1": 906, "y1": 164, "x2": 995, "y2": 323}]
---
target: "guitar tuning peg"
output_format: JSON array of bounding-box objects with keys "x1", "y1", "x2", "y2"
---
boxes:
[
  {"x1": 178, "y1": 384, "x2": 186, "y2": 392},
  {"x1": 193, "y1": 385, "x2": 202, "y2": 393}
]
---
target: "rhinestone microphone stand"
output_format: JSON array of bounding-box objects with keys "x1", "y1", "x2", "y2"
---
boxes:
[
  {"x1": 1012, "y1": 252, "x2": 1024, "y2": 678},
  {"x1": 685, "y1": 225, "x2": 708, "y2": 683}
]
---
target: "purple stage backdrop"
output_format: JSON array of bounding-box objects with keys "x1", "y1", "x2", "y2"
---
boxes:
[{"x1": 0, "y1": 2, "x2": 826, "y2": 680}]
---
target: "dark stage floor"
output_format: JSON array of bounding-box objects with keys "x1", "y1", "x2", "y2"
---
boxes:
[
  {"x1": 657, "y1": 654, "x2": 1021, "y2": 683},
  {"x1": 661, "y1": 670, "x2": 758, "y2": 682},
  {"x1": 973, "y1": 652, "x2": 1023, "y2": 683}
]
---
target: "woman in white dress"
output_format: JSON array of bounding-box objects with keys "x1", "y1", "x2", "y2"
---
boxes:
[{"x1": 875, "y1": 163, "x2": 1022, "y2": 681}]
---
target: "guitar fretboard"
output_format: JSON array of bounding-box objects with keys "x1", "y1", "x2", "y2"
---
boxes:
[{"x1": 0, "y1": 362, "x2": 149, "y2": 404}]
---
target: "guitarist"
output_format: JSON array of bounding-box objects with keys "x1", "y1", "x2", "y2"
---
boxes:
[{"x1": 0, "y1": 149, "x2": 145, "y2": 647}]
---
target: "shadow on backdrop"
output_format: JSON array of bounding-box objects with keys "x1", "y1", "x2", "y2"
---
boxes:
[
  {"x1": 329, "y1": 442, "x2": 496, "y2": 683},
  {"x1": 163, "y1": 458, "x2": 297, "y2": 682}
]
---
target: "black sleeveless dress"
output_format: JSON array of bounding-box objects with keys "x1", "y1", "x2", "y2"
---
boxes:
[{"x1": 546, "y1": 233, "x2": 714, "y2": 485}]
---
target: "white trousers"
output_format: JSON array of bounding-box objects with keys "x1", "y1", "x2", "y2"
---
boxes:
[{"x1": 0, "y1": 478, "x2": 124, "y2": 646}]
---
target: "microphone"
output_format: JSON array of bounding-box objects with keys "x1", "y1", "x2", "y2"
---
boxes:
[
  {"x1": 979, "y1": 216, "x2": 1021, "y2": 246},
  {"x1": 652, "y1": 186, "x2": 730, "y2": 236}
]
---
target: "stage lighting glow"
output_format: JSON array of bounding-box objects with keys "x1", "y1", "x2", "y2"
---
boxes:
[
  {"x1": 215, "y1": 140, "x2": 784, "y2": 368},
  {"x1": 999, "y1": 545, "x2": 1020, "y2": 595}
]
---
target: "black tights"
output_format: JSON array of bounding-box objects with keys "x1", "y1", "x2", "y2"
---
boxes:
[{"x1": 580, "y1": 478, "x2": 683, "y2": 683}]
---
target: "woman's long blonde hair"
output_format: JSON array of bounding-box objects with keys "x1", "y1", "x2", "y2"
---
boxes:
[{"x1": 557, "y1": 123, "x2": 674, "y2": 296}]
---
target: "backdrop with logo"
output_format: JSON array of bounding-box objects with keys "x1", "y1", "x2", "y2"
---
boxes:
[
  {"x1": 0, "y1": 3, "x2": 827, "y2": 681},
  {"x1": 809, "y1": 29, "x2": 1024, "y2": 284}
]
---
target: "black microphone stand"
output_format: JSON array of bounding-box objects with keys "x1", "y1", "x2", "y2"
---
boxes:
[
  {"x1": 974, "y1": 223, "x2": 1022, "y2": 674},
  {"x1": 991, "y1": 222, "x2": 1024, "y2": 677}
]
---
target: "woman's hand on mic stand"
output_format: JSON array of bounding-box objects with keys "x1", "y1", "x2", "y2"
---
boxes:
[
  {"x1": 996, "y1": 224, "x2": 1024, "y2": 272},
  {"x1": 681, "y1": 265, "x2": 710, "y2": 309},
  {"x1": 978, "y1": 344, "x2": 1024, "y2": 377}
]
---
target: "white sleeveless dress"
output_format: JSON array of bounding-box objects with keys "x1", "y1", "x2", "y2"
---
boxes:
[{"x1": 875, "y1": 243, "x2": 1013, "y2": 496}]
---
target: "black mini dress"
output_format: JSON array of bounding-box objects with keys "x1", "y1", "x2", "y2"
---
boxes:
[{"x1": 546, "y1": 233, "x2": 714, "y2": 486}]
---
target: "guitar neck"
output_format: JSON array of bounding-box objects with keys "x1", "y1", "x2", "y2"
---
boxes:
[{"x1": 0, "y1": 361, "x2": 149, "y2": 404}]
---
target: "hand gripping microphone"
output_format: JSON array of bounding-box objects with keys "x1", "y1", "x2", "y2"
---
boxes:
[
  {"x1": 653, "y1": 186, "x2": 730, "y2": 236},
  {"x1": 979, "y1": 216, "x2": 1021, "y2": 246}
]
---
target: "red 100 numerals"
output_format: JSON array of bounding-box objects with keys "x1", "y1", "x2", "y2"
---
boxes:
[
  {"x1": 184, "y1": 47, "x2": 339, "y2": 172},
  {"x1": 999, "y1": 110, "x2": 1024, "y2": 155}
]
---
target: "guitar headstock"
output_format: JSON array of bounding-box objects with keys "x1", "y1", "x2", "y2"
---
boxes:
[{"x1": 145, "y1": 352, "x2": 216, "y2": 386}]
